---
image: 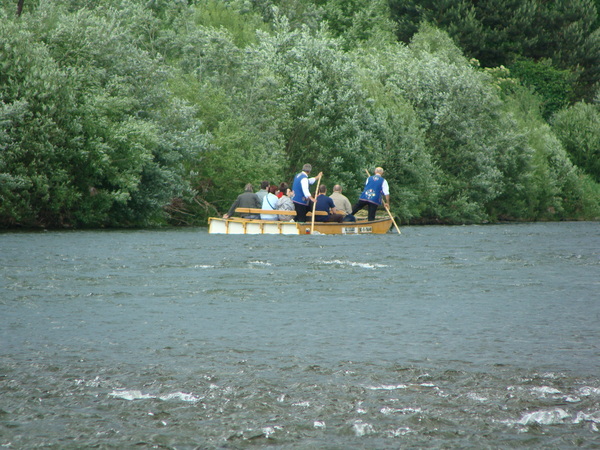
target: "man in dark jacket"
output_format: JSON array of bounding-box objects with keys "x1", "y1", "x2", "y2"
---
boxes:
[{"x1": 223, "y1": 183, "x2": 261, "y2": 219}]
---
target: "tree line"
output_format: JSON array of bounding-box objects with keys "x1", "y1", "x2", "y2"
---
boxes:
[{"x1": 1, "y1": 0, "x2": 599, "y2": 228}]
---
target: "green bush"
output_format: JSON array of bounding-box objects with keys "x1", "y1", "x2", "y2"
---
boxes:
[{"x1": 551, "y1": 101, "x2": 600, "y2": 183}]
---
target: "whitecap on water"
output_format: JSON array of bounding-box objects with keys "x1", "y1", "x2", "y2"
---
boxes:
[
  {"x1": 387, "y1": 427, "x2": 413, "y2": 437},
  {"x1": 532, "y1": 386, "x2": 562, "y2": 396},
  {"x1": 352, "y1": 420, "x2": 375, "y2": 436},
  {"x1": 466, "y1": 392, "x2": 488, "y2": 402},
  {"x1": 292, "y1": 401, "x2": 310, "y2": 407},
  {"x1": 517, "y1": 408, "x2": 570, "y2": 425},
  {"x1": 366, "y1": 384, "x2": 408, "y2": 391},
  {"x1": 108, "y1": 389, "x2": 201, "y2": 403},
  {"x1": 158, "y1": 392, "x2": 202, "y2": 402},
  {"x1": 579, "y1": 387, "x2": 600, "y2": 397},
  {"x1": 248, "y1": 260, "x2": 272, "y2": 266},
  {"x1": 573, "y1": 411, "x2": 600, "y2": 424},
  {"x1": 74, "y1": 376, "x2": 103, "y2": 387},
  {"x1": 321, "y1": 259, "x2": 388, "y2": 269},
  {"x1": 380, "y1": 407, "x2": 422, "y2": 415},
  {"x1": 109, "y1": 390, "x2": 154, "y2": 401},
  {"x1": 261, "y1": 426, "x2": 281, "y2": 438}
]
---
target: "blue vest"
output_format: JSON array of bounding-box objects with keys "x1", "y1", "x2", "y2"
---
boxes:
[
  {"x1": 292, "y1": 172, "x2": 309, "y2": 205},
  {"x1": 359, "y1": 175, "x2": 385, "y2": 205}
]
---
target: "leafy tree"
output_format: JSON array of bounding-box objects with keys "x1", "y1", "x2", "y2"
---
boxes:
[
  {"x1": 389, "y1": 0, "x2": 600, "y2": 104},
  {"x1": 313, "y1": 0, "x2": 396, "y2": 50},
  {"x1": 1, "y1": 0, "x2": 598, "y2": 227},
  {"x1": 551, "y1": 102, "x2": 600, "y2": 182},
  {"x1": 249, "y1": 0, "x2": 325, "y2": 31},
  {"x1": 253, "y1": 18, "x2": 379, "y2": 191},
  {"x1": 401, "y1": 25, "x2": 517, "y2": 222},
  {"x1": 0, "y1": 2, "x2": 204, "y2": 227},
  {"x1": 162, "y1": 13, "x2": 288, "y2": 217},
  {"x1": 488, "y1": 67, "x2": 599, "y2": 220},
  {"x1": 508, "y1": 58, "x2": 575, "y2": 120},
  {"x1": 351, "y1": 46, "x2": 439, "y2": 222},
  {"x1": 191, "y1": 0, "x2": 269, "y2": 48}
]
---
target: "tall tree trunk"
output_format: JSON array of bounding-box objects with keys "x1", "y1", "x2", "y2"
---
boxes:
[{"x1": 17, "y1": 0, "x2": 25, "y2": 17}]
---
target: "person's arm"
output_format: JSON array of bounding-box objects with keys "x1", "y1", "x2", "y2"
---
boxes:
[
  {"x1": 328, "y1": 197, "x2": 336, "y2": 214},
  {"x1": 301, "y1": 177, "x2": 312, "y2": 201},
  {"x1": 343, "y1": 198, "x2": 352, "y2": 214},
  {"x1": 224, "y1": 197, "x2": 240, "y2": 218},
  {"x1": 305, "y1": 172, "x2": 323, "y2": 202},
  {"x1": 308, "y1": 172, "x2": 323, "y2": 185},
  {"x1": 382, "y1": 180, "x2": 390, "y2": 207}
]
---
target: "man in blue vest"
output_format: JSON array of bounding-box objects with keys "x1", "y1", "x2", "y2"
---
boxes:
[
  {"x1": 292, "y1": 163, "x2": 323, "y2": 222},
  {"x1": 350, "y1": 167, "x2": 390, "y2": 221}
]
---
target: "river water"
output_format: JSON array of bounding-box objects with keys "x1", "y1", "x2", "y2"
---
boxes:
[{"x1": 1, "y1": 222, "x2": 599, "y2": 448}]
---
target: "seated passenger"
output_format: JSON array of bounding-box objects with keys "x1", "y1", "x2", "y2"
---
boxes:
[
  {"x1": 260, "y1": 185, "x2": 279, "y2": 220},
  {"x1": 276, "y1": 185, "x2": 295, "y2": 221},
  {"x1": 223, "y1": 183, "x2": 261, "y2": 219},
  {"x1": 314, "y1": 185, "x2": 344, "y2": 222}
]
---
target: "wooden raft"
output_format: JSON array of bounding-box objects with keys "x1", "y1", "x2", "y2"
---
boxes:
[{"x1": 235, "y1": 208, "x2": 327, "y2": 216}]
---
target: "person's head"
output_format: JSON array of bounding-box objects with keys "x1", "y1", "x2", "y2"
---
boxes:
[
  {"x1": 268, "y1": 185, "x2": 278, "y2": 195},
  {"x1": 375, "y1": 167, "x2": 384, "y2": 175},
  {"x1": 279, "y1": 182, "x2": 289, "y2": 193},
  {"x1": 260, "y1": 180, "x2": 269, "y2": 190},
  {"x1": 302, "y1": 163, "x2": 312, "y2": 173},
  {"x1": 244, "y1": 183, "x2": 254, "y2": 192},
  {"x1": 333, "y1": 184, "x2": 342, "y2": 193},
  {"x1": 319, "y1": 184, "x2": 327, "y2": 194}
]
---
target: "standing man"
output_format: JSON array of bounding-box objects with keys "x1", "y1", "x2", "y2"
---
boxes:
[
  {"x1": 330, "y1": 184, "x2": 353, "y2": 215},
  {"x1": 292, "y1": 163, "x2": 323, "y2": 222},
  {"x1": 223, "y1": 183, "x2": 261, "y2": 219},
  {"x1": 350, "y1": 167, "x2": 390, "y2": 221}
]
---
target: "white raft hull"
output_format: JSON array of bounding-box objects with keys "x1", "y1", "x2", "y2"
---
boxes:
[{"x1": 208, "y1": 217, "x2": 393, "y2": 235}]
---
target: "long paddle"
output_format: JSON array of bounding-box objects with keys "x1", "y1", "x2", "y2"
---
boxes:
[
  {"x1": 310, "y1": 175, "x2": 322, "y2": 234},
  {"x1": 365, "y1": 169, "x2": 401, "y2": 234}
]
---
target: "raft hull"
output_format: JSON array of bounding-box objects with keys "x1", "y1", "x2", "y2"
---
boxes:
[{"x1": 208, "y1": 217, "x2": 393, "y2": 235}]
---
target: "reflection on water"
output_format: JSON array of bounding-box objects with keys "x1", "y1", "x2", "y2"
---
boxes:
[{"x1": 1, "y1": 223, "x2": 599, "y2": 447}]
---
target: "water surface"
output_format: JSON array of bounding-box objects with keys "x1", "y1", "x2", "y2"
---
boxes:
[{"x1": 1, "y1": 222, "x2": 599, "y2": 448}]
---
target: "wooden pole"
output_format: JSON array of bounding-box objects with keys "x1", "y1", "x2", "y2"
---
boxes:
[
  {"x1": 310, "y1": 175, "x2": 322, "y2": 234},
  {"x1": 365, "y1": 169, "x2": 401, "y2": 234}
]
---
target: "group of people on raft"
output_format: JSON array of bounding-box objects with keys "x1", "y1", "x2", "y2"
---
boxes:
[{"x1": 223, "y1": 164, "x2": 390, "y2": 223}]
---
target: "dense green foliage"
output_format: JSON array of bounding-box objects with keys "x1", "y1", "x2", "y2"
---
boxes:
[
  {"x1": 551, "y1": 99, "x2": 600, "y2": 183},
  {"x1": 1, "y1": 0, "x2": 598, "y2": 228},
  {"x1": 389, "y1": 0, "x2": 600, "y2": 106}
]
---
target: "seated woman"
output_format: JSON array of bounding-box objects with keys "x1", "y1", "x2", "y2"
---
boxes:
[
  {"x1": 260, "y1": 185, "x2": 279, "y2": 220},
  {"x1": 276, "y1": 184, "x2": 295, "y2": 221}
]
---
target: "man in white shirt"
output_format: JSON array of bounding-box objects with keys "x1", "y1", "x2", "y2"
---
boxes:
[{"x1": 292, "y1": 164, "x2": 323, "y2": 222}]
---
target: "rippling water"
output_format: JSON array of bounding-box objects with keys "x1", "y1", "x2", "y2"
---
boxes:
[{"x1": 1, "y1": 223, "x2": 599, "y2": 448}]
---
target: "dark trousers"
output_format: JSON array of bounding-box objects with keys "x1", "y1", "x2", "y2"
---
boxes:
[
  {"x1": 294, "y1": 202, "x2": 311, "y2": 222},
  {"x1": 351, "y1": 200, "x2": 379, "y2": 221},
  {"x1": 324, "y1": 213, "x2": 344, "y2": 223}
]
